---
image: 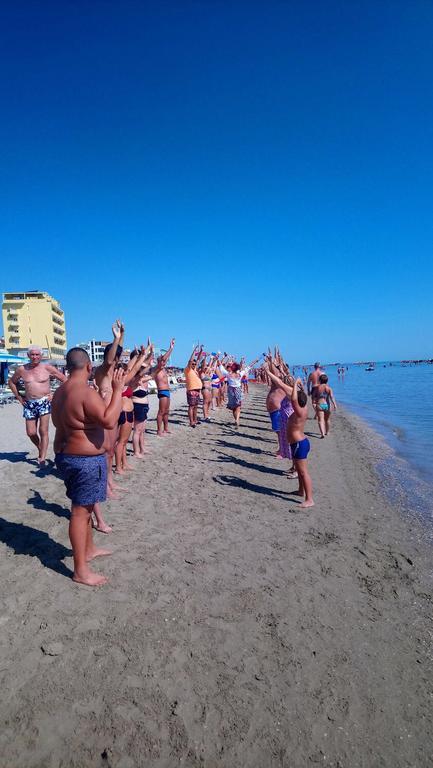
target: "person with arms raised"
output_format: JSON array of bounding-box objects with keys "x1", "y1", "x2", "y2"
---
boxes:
[{"x1": 52, "y1": 348, "x2": 125, "y2": 587}]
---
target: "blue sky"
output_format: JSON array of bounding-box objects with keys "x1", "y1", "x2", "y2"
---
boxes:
[{"x1": 1, "y1": 1, "x2": 432, "y2": 365}]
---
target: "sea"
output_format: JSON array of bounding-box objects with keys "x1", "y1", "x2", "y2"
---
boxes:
[{"x1": 296, "y1": 361, "x2": 433, "y2": 523}]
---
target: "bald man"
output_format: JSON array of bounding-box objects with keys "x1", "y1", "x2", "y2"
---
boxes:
[
  {"x1": 52, "y1": 347, "x2": 124, "y2": 587},
  {"x1": 9, "y1": 345, "x2": 66, "y2": 465}
]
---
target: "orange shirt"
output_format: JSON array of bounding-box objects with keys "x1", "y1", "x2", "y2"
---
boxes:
[{"x1": 184, "y1": 366, "x2": 202, "y2": 390}]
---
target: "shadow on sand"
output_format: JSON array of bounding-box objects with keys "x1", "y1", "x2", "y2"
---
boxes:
[
  {"x1": 0, "y1": 516, "x2": 72, "y2": 578},
  {"x1": 0, "y1": 451, "x2": 32, "y2": 464},
  {"x1": 27, "y1": 490, "x2": 70, "y2": 520},
  {"x1": 213, "y1": 451, "x2": 288, "y2": 477},
  {"x1": 213, "y1": 474, "x2": 296, "y2": 501}
]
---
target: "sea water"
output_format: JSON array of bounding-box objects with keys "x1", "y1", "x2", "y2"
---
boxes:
[{"x1": 304, "y1": 362, "x2": 433, "y2": 521}]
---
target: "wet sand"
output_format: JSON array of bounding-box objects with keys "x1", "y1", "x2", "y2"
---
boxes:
[{"x1": 0, "y1": 385, "x2": 432, "y2": 767}]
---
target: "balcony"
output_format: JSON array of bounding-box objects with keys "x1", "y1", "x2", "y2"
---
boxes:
[
  {"x1": 51, "y1": 305, "x2": 63, "y2": 317},
  {"x1": 54, "y1": 337, "x2": 66, "y2": 347},
  {"x1": 8, "y1": 325, "x2": 19, "y2": 332}
]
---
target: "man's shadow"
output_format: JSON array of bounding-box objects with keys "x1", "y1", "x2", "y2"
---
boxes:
[
  {"x1": 27, "y1": 490, "x2": 70, "y2": 520},
  {"x1": 0, "y1": 517, "x2": 72, "y2": 578},
  {"x1": 213, "y1": 474, "x2": 297, "y2": 501},
  {"x1": 213, "y1": 452, "x2": 287, "y2": 477},
  {"x1": 214, "y1": 439, "x2": 273, "y2": 456}
]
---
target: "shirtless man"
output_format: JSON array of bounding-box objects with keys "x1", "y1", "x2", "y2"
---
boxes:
[
  {"x1": 288, "y1": 378, "x2": 314, "y2": 508},
  {"x1": 307, "y1": 362, "x2": 324, "y2": 418},
  {"x1": 264, "y1": 353, "x2": 287, "y2": 456},
  {"x1": 51, "y1": 347, "x2": 125, "y2": 586},
  {"x1": 94, "y1": 321, "x2": 125, "y2": 496},
  {"x1": 152, "y1": 338, "x2": 175, "y2": 436},
  {"x1": 9, "y1": 346, "x2": 66, "y2": 466}
]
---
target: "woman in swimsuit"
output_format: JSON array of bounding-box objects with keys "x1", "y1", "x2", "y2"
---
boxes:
[
  {"x1": 211, "y1": 372, "x2": 220, "y2": 410},
  {"x1": 200, "y1": 358, "x2": 213, "y2": 422},
  {"x1": 114, "y1": 373, "x2": 135, "y2": 474},
  {"x1": 132, "y1": 372, "x2": 152, "y2": 457},
  {"x1": 316, "y1": 374, "x2": 337, "y2": 438},
  {"x1": 218, "y1": 356, "x2": 259, "y2": 427},
  {"x1": 264, "y1": 365, "x2": 297, "y2": 477}
]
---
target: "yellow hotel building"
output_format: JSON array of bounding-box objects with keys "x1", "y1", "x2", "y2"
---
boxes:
[{"x1": 2, "y1": 291, "x2": 67, "y2": 360}]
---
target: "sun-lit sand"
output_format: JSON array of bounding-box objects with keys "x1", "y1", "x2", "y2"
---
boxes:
[{"x1": 0, "y1": 385, "x2": 432, "y2": 767}]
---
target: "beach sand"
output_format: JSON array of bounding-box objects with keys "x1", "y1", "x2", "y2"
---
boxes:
[{"x1": 0, "y1": 385, "x2": 432, "y2": 767}]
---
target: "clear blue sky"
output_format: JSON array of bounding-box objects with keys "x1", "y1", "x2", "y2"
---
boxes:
[{"x1": 1, "y1": 1, "x2": 432, "y2": 365}]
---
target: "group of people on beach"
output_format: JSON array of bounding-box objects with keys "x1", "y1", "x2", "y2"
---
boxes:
[{"x1": 8, "y1": 324, "x2": 336, "y2": 587}]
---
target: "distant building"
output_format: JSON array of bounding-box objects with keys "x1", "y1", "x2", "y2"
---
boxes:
[
  {"x1": 77, "y1": 340, "x2": 110, "y2": 365},
  {"x1": 2, "y1": 291, "x2": 67, "y2": 360}
]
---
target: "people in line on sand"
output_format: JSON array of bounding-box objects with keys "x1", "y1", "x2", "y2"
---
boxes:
[
  {"x1": 152, "y1": 338, "x2": 176, "y2": 436},
  {"x1": 94, "y1": 321, "x2": 125, "y2": 498},
  {"x1": 217, "y1": 355, "x2": 260, "y2": 427},
  {"x1": 51, "y1": 347, "x2": 126, "y2": 587},
  {"x1": 263, "y1": 361, "x2": 297, "y2": 479},
  {"x1": 307, "y1": 362, "x2": 325, "y2": 418},
  {"x1": 199, "y1": 354, "x2": 214, "y2": 422},
  {"x1": 132, "y1": 369, "x2": 153, "y2": 457},
  {"x1": 289, "y1": 378, "x2": 314, "y2": 508},
  {"x1": 184, "y1": 345, "x2": 204, "y2": 428},
  {"x1": 9, "y1": 345, "x2": 67, "y2": 466},
  {"x1": 211, "y1": 371, "x2": 220, "y2": 410},
  {"x1": 113, "y1": 347, "x2": 151, "y2": 474},
  {"x1": 240, "y1": 358, "x2": 249, "y2": 394},
  {"x1": 316, "y1": 374, "x2": 337, "y2": 438}
]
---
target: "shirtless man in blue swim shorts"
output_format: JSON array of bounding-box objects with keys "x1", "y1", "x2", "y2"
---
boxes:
[
  {"x1": 152, "y1": 338, "x2": 175, "y2": 436},
  {"x1": 9, "y1": 346, "x2": 66, "y2": 466},
  {"x1": 52, "y1": 347, "x2": 125, "y2": 587},
  {"x1": 288, "y1": 378, "x2": 314, "y2": 508}
]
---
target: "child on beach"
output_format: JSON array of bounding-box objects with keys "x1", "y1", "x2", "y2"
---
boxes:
[{"x1": 288, "y1": 378, "x2": 314, "y2": 508}]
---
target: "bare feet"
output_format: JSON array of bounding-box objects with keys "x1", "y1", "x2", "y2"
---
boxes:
[
  {"x1": 133, "y1": 452, "x2": 144, "y2": 458},
  {"x1": 114, "y1": 468, "x2": 126, "y2": 475},
  {"x1": 300, "y1": 500, "x2": 315, "y2": 508},
  {"x1": 86, "y1": 547, "x2": 113, "y2": 561},
  {"x1": 92, "y1": 521, "x2": 113, "y2": 534},
  {"x1": 164, "y1": 429, "x2": 172, "y2": 435},
  {"x1": 72, "y1": 570, "x2": 108, "y2": 587},
  {"x1": 157, "y1": 431, "x2": 164, "y2": 437}
]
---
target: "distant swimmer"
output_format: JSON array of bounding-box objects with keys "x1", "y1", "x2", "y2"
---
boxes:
[
  {"x1": 316, "y1": 374, "x2": 337, "y2": 438},
  {"x1": 51, "y1": 347, "x2": 125, "y2": 587},
  {"x1": 288, "y1": 379, "x2": 314, "y2": 508},
  {"x1": 9, "y1": 345, "x2": 66, "y2": 466},
  {"x1": 307, "y1": 362, "x2": 324, "y2": 417}
]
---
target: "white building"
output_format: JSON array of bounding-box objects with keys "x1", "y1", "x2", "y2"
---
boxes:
[{"x1": 77, "y1": 340, "x2": 110, "y2": 364}]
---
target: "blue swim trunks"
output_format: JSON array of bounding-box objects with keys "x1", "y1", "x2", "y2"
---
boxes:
[
  {"x1": 158, "y1": 390, "x2": 170, "y2": 398},
  {"x1": 269, "y1": 409, "x2": 281, "y2": 431},
  {"x1": 55, "y1": 453, "x2": 107, "y2": 506},
  {"x1": 290, "y1": 437, "x2": 311, "y2": 461},
  {"x1": 23, "y1": 396, "x2": 51, "y2": 420}
]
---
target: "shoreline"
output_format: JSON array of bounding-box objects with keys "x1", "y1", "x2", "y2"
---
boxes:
[
  {"x1": 337, "y1": 402, "x2": 433, "y2": 534},
  {"x1": 1, "y1": 385, "x2": 432, "y2": 766}
]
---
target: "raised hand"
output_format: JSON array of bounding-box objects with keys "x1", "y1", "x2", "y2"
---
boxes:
[
  {"x1": 112, "y1": 367, "x2": 126, "y2": 391},
  {"x1": 112, "y1": 319, "x2": 123, "y2": 339}
]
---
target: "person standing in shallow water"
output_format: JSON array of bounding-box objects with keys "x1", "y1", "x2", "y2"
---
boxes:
[
  {"x1": 52, "y1": 347, "x2": 125, "y2": 587},
  {"x1": 9, "y1": 346, "x2": 66, "y2": 466}
]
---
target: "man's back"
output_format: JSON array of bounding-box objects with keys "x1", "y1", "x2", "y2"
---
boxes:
[{"x1": 52, "y1": 379, "x2": 105, "y2": 456}]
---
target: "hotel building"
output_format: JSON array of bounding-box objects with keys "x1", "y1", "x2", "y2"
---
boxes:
[{"x1": 2, "y1": 291, "x2": 67, "y2": 360}]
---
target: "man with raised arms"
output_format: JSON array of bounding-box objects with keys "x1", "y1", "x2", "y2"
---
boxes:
[
  {"x1": 152, "y1": 338, "x2": 175, "y2": 436},
  {"x1": 184, "y1": 344, "x2": 203, "y2": 428},
  {"x1": 51, "y1": 347, "x2": 125, "y2": 587},
  {"x1": 307, "y1": 362, "x2": 324, "y2": 417},
  {"x1": 9, "y1": 346, "x2": 66, "y2": 466}
]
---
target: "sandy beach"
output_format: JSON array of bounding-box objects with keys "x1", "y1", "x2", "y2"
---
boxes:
[{"x1": 0, "y1": 384, "x2": 432, "y2": 768}]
